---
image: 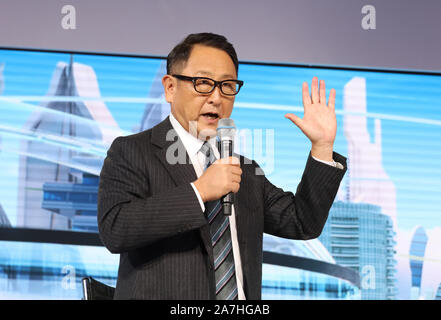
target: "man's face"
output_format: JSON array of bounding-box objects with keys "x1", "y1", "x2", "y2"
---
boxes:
[{"x1": 163, "y1": 44, "x2": 237, "y2": 139}]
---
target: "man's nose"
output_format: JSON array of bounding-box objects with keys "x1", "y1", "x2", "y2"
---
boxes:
[{"x1": 207, "y1": 85, "x2": 223, "y2": 105}]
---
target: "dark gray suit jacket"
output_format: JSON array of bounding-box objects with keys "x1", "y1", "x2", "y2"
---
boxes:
[{"x1": 97, "y1": 116, "x2": 347, "y2": 299}]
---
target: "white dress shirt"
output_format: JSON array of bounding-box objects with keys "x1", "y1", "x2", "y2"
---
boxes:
[{"x1": 169, "y1": 113, "x2": 343, "y2": 300}]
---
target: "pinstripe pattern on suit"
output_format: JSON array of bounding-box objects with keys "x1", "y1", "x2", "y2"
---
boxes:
[{"x1": 97, "y1": 116, "x2": 347, "y2": 299}]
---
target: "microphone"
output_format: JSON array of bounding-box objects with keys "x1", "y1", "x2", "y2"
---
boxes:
[{"x1": 216, "y1": 118, "x2": 236, "y2": 216}]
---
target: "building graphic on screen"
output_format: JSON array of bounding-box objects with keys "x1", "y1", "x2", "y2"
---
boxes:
[
  {"x1": 0, "y1": 204, "x2": 11, "y2": 227},
  {"x1": 318, "y1": 77, "x2": 398, "y2": 299},
  {"x1": 16, "y1": 58, "x2": 122, "y2": 231},
  {"x1": 140, "y1": 61, "x2": 170, "y2": 131},
  {"x1": 319, "y1": 202, "x2": 396, "y2": 299},
  {"x1": 39, "y1": 61, "x2": 170, "y2": 232},
  {"x1": 409, "y1": 226, "x2": 428, "y2": 299},
  {"x1": 342, "y1": 77, "x2": 398, "y2": 230}
]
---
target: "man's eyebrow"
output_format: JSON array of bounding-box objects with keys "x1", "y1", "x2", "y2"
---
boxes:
[
  {"x1": 194, "y1": 71, "x2": 213, "y2": 77},
  {"x1": 194, "y1": 70, "x2": 237, "y2": 79},
  {"x1": 221, "y1": 73, "x2": 237, "y2": 79}
]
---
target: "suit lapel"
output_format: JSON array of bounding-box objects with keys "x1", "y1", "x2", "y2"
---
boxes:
[
  {"x1": 151, "y1": 117, "x2": 213, "y2": 261},
  {"x1": 152, "y1": 117, "x2": 197, "y2": 186}
]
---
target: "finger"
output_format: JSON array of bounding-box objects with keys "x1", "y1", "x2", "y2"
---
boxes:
[
  {"x1": 231, "y1": 174, "x2": 241, "y2": 184},
  {"x1": 231, "y1": 166, "x2": 242, "y2": 175},
  {"x1": 302, "y1": 82, "x2": 311, "y2": 106},
  {"x1": 319, "y1": 79, "x2": 326, "y2": 105},
  {"x1": 231, "y1": 182, "x2": 240, "y2": 193},
  {"x1": 328, "y1": 88, "x2": 336, "y2": 109},
  {"x1": 311, "y1": 77, "x2": 319, "y2": 104},
  {"x1": 285, "y1": 113, "x2": 304, "y2": 130},
  {"x1": 218, "y1": 157, "x2": 240, "y2": 166},
  {"x1": 213, "y1": 158, "x2": 225, "y2": 166}
]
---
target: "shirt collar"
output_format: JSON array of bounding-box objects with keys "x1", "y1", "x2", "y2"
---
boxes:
[{"x1": 169, "y1": 113, "x2": 218, "y2": 158}]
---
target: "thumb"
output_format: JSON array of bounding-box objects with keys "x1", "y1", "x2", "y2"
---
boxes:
[{"x1": 285, "y1": 113, "x2": 303, "y2": 129}]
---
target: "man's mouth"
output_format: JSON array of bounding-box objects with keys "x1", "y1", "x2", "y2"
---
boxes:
[{"x1": 201, "y1": 112, "x2": 220, "y2": 120}]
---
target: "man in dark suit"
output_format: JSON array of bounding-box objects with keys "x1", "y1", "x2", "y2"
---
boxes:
[{"x1": 97, "y1": 33, "x2": 346, "y2": 300}]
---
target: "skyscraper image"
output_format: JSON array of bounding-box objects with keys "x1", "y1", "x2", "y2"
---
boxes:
[
  {"x1": 319, "y1": 202, "x2": 396, "y2": 299},
  {"x1": 16, "y1": 58, "x2": 123, "y2": 230},
  {"x1": 343, "y1": 77, "x2": 397, "y2": 230},
  {"x1": 409, "y1": 226, "x2": 428, "y2": 299},
  {"x1": 0, "y1": 204, "x2": 11, "y2": 227},
  {"x1": 418, "y1": 227, "x2": 441, "y2": 299},
  {"x1": 318, "y1": 77, "x2": 398, "y2": 299},
  {"x1": 140, "y1": 61, "x2": 170, "y2": 131}
]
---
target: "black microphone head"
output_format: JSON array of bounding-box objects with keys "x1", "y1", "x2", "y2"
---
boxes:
[{"x1": 217, "y1": 118, "x2": 236, "y2": 141}]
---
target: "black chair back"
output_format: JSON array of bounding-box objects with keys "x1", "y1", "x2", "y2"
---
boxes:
[{"x1": 82, "y1": 277, "x2": 115, "y2": 300}]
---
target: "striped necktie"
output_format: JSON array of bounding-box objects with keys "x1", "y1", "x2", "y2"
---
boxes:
[{"x1": 200, "y1": 141, "x2": 238, "y2": 300}]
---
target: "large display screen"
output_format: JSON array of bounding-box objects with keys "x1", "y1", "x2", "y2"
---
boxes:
[{"x1": 0, "y1": 48, "x2": 440, "y2": 299}]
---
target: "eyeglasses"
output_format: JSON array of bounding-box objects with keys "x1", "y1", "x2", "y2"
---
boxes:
[{"x1": 172, "y1": 74, "x2": 244, "y2": 96}]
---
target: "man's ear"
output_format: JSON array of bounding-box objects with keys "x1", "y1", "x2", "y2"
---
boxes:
[{"x1": 162, "y1": 75, "x2": 176, "y2": 103}]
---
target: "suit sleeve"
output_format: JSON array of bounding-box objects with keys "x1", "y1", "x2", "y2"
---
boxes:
[
  {"x1": 262, "y1": 152, "x2": 347, "y2": 240},
  {"x1": 97, "y1": 136, "x2": 207, "y2": 253}
]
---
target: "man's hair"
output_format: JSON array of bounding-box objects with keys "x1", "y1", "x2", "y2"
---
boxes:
[{"x1": 166, "y1": 32, "x2": 239, "y2": 75}]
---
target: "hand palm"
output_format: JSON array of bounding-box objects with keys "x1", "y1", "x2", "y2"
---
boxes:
[{"x1": 285, "y1": 77, "x2": 337, "y2": 146}]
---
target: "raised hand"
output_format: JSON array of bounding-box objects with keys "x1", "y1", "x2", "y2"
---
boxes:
[{"x1": 285, "y1": 77, "x2": 337, "y2": 161}]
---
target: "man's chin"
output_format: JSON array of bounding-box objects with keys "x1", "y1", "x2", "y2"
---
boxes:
[
  {"x1": 198, "y1": 126, "x2": 217, "y2": 140},
  {"x1": 187, "y1": 120, "x2": 218, "y2": 140}
]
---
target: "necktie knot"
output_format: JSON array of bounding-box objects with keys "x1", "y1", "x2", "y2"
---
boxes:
[
  {"x1": 200, "y1": 141, "x2": 211, "y2": 157},
  {"x1": 200, "y1": 141, "x2": 216, "y2": 171}
]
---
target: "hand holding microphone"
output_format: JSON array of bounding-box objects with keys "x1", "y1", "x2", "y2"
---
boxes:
[
  {"x1": 193, "y1": 156, "x2": 242, "y2": 202},
  {"x1": 193, "y1": 118, "x2": 240, "y2": 216}
]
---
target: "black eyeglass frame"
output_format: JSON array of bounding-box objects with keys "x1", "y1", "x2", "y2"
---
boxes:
[{"x1": 171, "y1": 74, "x2": 244, "y2": 96}]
